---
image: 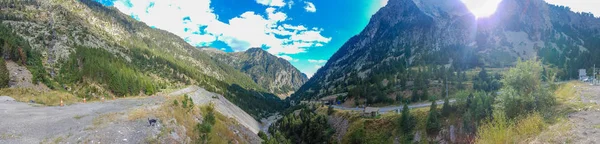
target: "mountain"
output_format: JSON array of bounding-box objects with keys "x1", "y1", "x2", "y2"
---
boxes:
[
  {"x1": 0, "y1": 0, "x2": 286, "y2": 118},
  {"x1": 292, "y1": 0, "x2": 600, "y2": 101},
  {"x1": 202, "y1": 47, "x2": 308, "y2": 98}
]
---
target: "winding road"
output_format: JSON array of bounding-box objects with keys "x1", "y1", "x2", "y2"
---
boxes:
[{"x1": 331, "y1": 99, "x2": 456, "y2": 113}]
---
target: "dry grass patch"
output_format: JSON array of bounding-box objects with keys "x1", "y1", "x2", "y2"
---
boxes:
[
  {"x1": 531, "y1": 118, "x2": 573, "y2": 143},
  {"x1": 91, "y1": 112, "x2": 121, "y2": 129},
  {"x1": 128, "y1": 108, "x2": 151, "y2": 121},
  {"x1": 0, "y1": 88, "x2": 79, "y2": 106},
  {"x1": 476, "y1": 112, "x2": 546, "y2": 144}
]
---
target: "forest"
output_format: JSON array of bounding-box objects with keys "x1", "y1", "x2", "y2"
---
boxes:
[{"x1": 270, "y1": 59, "x2": 559, "y2": 143}]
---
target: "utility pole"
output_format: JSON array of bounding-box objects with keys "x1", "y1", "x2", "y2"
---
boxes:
[
  {"x1": 594, "y1": 64, "x2": 596, "y2": 85},
  {"x1": 445, "y1": 75, "x2": 448, "y2": 98}
]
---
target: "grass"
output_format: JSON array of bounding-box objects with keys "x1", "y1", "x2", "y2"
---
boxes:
[
  {"x1": 475, "y1": 112, "x2": 546, "y2": 144},
  {"x1": 90, "y1": 112, "x2": 120, "y2": 130},
  {"x1": 476, "y1": 81, "x2": 586, "y2": 144},
  {"x1": 128, "y1": 108, "x2": 150, "y2": 121},
  {"x1": 152, "y1": 95, "x2": 244, "y2": 144},
  {"x1": 52, "y1": 136, "x2": 64, "y2": 144},
  {"x1": 0, "y1": 133, "x2": 21, "y2": 140},
  {"x1": 594, "y1": 124, "x2": 600, "y2": 129},
  {"x1": 73, "y1": 114, "x2": 86, "y2": 120},
  {"x1": 0, "y1": 88, "x2": 79, "y2": 106}
]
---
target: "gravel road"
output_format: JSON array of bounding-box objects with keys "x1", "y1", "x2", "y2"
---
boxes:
[{"x1": 0, "y1": 95, "x2": 166, "y2": 143}]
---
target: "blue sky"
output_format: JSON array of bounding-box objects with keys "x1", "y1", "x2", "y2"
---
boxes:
[
  {"x1": 95, "y1": 0, "x2": 388, "y2": 77},
  {"x1": 94, "y1": 0, "x2": 598, "y2": 78}
]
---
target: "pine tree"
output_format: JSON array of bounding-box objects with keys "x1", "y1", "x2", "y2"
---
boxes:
[
  {"x1": 411, "y1": 87, "x2": 419, "y2": 102},
  {"x1": 426, "y1": 101, "x2": 441, "y2": 135},
  {"x1": 399, "y1": 104, "x2": 414, "y2": 141},
  {"x1": 441, "y1": 97, "x2": 451, "y2": 117}
]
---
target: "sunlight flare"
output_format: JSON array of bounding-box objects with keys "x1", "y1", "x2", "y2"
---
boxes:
[{"x1": 461, "y1": 0, "x2": 503, "y2": 18}]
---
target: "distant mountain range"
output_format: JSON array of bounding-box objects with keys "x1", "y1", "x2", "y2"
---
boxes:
[
  {"x1": 0, "y1": 0, "x2": 306, "y2": 118},
  {"x1": 202, "y1": 47, "x2": 308, "y2": 98},
  {"x1": 292, "y1": 0, "x2": 600, "y2": 101}
]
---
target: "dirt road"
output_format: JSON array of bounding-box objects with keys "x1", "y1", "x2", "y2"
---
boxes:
[{"x1": 0, "y1": 95, "x2": 166, "y2": 143}]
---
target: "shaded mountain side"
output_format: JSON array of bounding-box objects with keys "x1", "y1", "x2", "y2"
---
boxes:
[
  {"x1": 0, "y1": 0, "x2": 286, "y2": 118},
  {"x1": 292, "y1": 0, "x2": 600, "y2": 102},
  {"x1": 202, "y1": 48, "x2": 308, "y2": 98}
]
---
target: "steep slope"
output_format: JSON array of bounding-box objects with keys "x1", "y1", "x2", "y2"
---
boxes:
[
  {"x1": 0, "y1": 0, "x2": 285, "y2": 118},
  {"x1": 292, "y1": 0, "x2": 600, "y2": 101},
  {"x1": 202, "y1": 48, "x2": 308, "y2": 98}
]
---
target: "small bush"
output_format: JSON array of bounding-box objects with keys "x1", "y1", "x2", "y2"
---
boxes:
[{"x1": 0, "y1": 58, "x2": 8, "y2": 88}]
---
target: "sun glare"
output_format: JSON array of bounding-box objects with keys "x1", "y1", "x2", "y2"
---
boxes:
[{"x1": 461, "y1": 0, "x2": 503, "y2": 18}]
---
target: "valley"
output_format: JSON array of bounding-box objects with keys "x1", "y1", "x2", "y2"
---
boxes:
[{"x1": 1, "y1": 0, "x2": 600, "y2": 143}]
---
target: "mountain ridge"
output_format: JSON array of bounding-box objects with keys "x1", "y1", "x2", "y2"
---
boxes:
[
  {"x1": 201, "y1": 47, "x2": 308, "y2": 98},
  {"x1": 292, "y1": 0, "x2": 600, "y2": 102}
]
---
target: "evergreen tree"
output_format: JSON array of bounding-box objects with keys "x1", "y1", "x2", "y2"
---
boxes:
[
  {"x1": 441, "y1": 97, "x2": 451, "y2": 117},
  {"x1": 426, "y1": 101, "x2": 441, "y2": 135},
  {"x1": 411, "y1": 87, "x2": 419, "y2": 102},
  {"x1": 399, "y1": 104, "x2": 415, "y2": 142}
]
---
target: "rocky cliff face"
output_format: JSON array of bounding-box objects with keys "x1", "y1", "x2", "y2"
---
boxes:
[
  {"x1": 293, "y1": 0, "x2": 600, "y2": 100},
  {"x1": 203, "y1": 48, "x2": 308, "y2": 98}
]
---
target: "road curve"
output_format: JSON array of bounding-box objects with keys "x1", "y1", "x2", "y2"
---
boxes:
[{"x1": 331, "y1": 99, "x2": 456, "y2": 113}]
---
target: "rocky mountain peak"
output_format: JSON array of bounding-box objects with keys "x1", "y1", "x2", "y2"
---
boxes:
[{"x1": 292, "y1": 0, "x2": 600, "y2": 101}]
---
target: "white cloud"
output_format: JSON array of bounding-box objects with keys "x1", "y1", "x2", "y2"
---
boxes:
[
  {"x1": 278, "y1": 55, "x2": 299, "y2": 62},
  {"x1": 308, "y1": 59, "x2": 327, "y2": 64},
  {"x1": 380, "y1": 0, "x2": 389, "y2": 8},
  {"x1": 282, "y1": 24, "x2": 307, "y2": 31},
  {"x1": 256, "y1": 0, "x2": 286, "y2": 7},
  {"x1": 304, "y1": 2, "x2": 316, "y2": 12},
  {"x1": 278, "y1": 55, "x2": 293, "y2": 60},
  {"x1": 287, "y1": 0, "x2": 294, "y2": 9},
  {"x1": 110, "y1": 0, "x2": 331, "y2": 59},
  {"x1": 314, "y1": 65, "x2": 322, "y2": 69},
  {"x1": 291, "y1": 30, "x2": 331, "y2": 42}
]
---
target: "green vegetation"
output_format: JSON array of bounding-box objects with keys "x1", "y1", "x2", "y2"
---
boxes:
[
  {"x1": 0, "y1": 58, "x2": 8, "y2": 88},
  {"x1": 58, "y1": 46, "x2": 158, "y2": 96},
  {"x1": 425, "y1": 101, "x2": 440, "y2": 136},
  {"x1": 498, "y1": 59, "x2": 555, "y2": 119},
  {"x1": 0, "y1": 0, "x2": 288, "y2": 119},
  {"x1": 0, "y1": 23, "x2": 49, "y2": 88},
  {"x1": 398, "y1": 104, "x2": 415, "y2": 142},
  {"x1": 266, "y1": 105, "x2": 334, "y2": 144},
  {"x1": 0, "y1": 88, "x2": 79, "y2": 106},
  {"x1": 195, "y1": 103, "x2": 216, "y2": 144},
  {"x1": 475, "y1": 59, "x2": 564, "y2": 143}
]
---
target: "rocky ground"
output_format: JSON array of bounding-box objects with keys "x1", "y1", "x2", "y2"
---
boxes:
[
  {"x1": 0, "y1": 94, "x2": 166, "y2": 143},
  {"x1": 0, "y1": 86, "x2": 264, "y2": 143},
  {"x1": 6, "y1": 60, "x2": 49, "y2": 91},
  {"x1": 568, "y1": 84, "x2": 600, "y2": 143}
]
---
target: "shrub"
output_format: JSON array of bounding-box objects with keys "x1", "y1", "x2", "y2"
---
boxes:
[
  {"x1": 498, "y1": 59, "x2": 555, "y2": 119},
  {"x1": 0, "y1": 58, "x2": 8, "y2": 88}
]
